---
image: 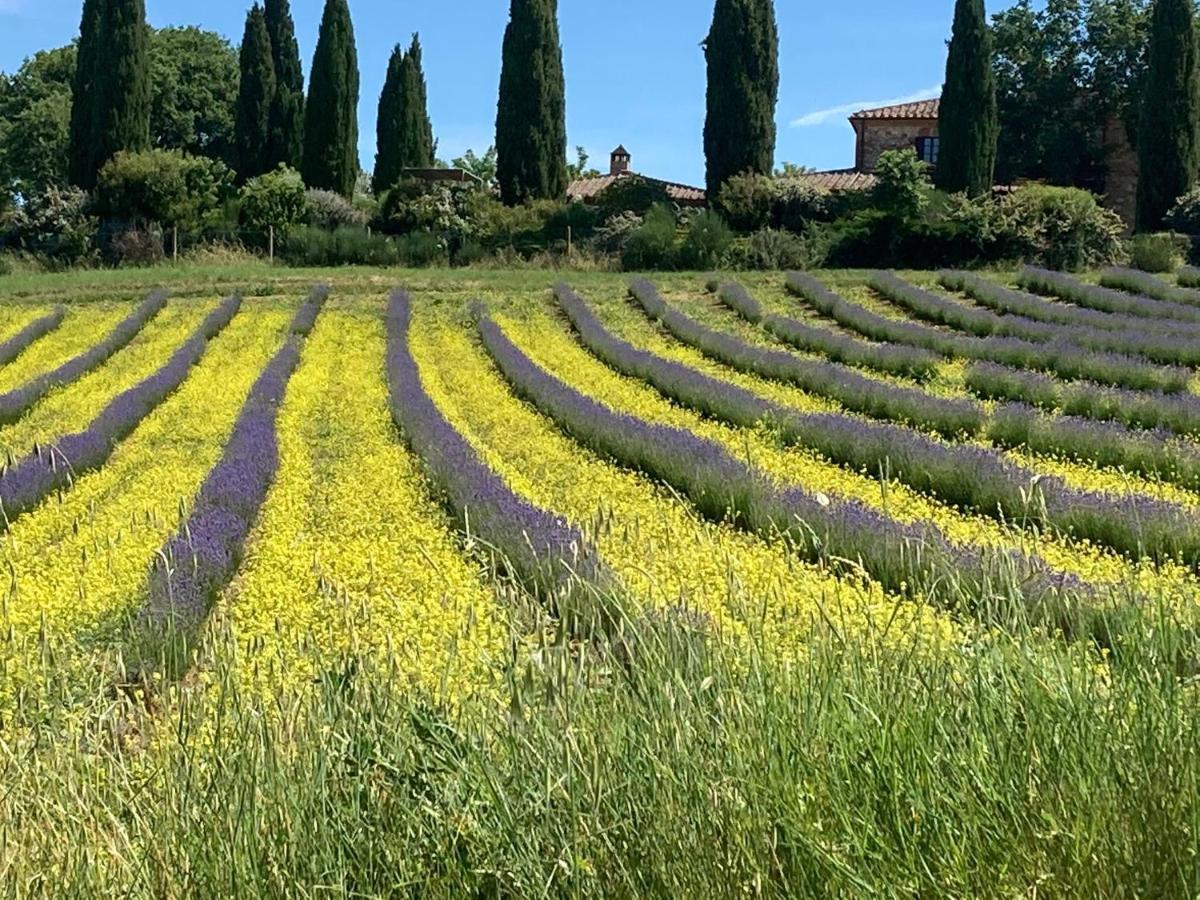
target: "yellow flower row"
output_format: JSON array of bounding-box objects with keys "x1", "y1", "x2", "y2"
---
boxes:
[
  {"x1": 217, "y1": 303, "x2": 507, "y2": 704},
  {"x1": 491, "y1": 302, "x2": 1196, "y2": 603},
  {"x1": 0, "y1": 303, "x2": 133, "y2": 394},
  {"x1": 0, "y1": 305, "x2": 292, "y2": 721},
  {"x1": 0, "y1": 304, "x2": 59, "y2": 345},
  {"x1": 409, "y1": 311, "x2": 963, "y2": 661},
  {"x1": 0, "y1": 299, "x2": 214, "y2": 462}
]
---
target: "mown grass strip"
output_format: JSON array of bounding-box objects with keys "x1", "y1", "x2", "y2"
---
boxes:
[
  {"x1": 0, "y1": 290, "x2": 169, "y2": 426},
  {"x1": 713, "y1": 281, "x2": 940, "y2": 380},
  {"x1": 0, "y1": 307, "x2": 65, "y2": 368},
  {"x1": 866, "y1": 271, "x2": 1190, "y2": 391},
  {"x1": 0, "y1": 296, "x2": 239, "y2": 527},
  {"x1": 628, "y1": 279, "x2": 983, "y2": 438},
  {"x1": 139, "y1": 287, "x2": 328, "y2": 633},
  {"x1": 1020, "y1": 267, "x2": 1200, "y2": 325},
  {"x1": 566, "y1": 283, "x2": 1200, "y2": 569},
  {"x1": 477, "y1": 303, "x2": 1118, "y2": 643},
  {"x1": 389, "y1": 291, "x2": 615, "y2": 622}
]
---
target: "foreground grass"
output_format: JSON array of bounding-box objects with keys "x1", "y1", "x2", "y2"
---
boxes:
[{"x1": 1, "y1": 609, "x2": 1197, "y2": 898}]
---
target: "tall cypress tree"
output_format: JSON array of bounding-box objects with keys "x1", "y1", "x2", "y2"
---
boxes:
[
  {"x1": 703, "y1": 0, "x2": 779, "y2": 203},
  {"x1": 68, "y1": 0, "x2": 151, "y2": 189},
  {"x1": 302, "y1": 0, "x2": 360, "y2": 196},
  {"x1": 235, "y1": 5, "x2": 276, "y2": 182},
  {"x1": 935, "y1": 0, "x2": 998, "y2": 196},
  {"x1": 495, "y1": 0, "x2": 567, "y2": 205},
  {"x1": 67, "y1": 0, "x2": 104, "y2": 188},
  {"x1": 92, "y1": 0, "x2": 152, "y2": 171},
  {"x1": 264, "y1": 0, "x2": 305, "y2": 171},
  {"x1": 1137, "y1": 0, "x2": 1200, "y2": 230},
  {"x1": 374, "y1": 44, "x2": 406, "y2": 194},
  {"x1": 397, "y1": 36, "x2": 435, "y2": 172}
]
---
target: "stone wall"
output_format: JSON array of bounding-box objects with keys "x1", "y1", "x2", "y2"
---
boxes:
[
  {"x1": 1101, "y1": 114, "x2": 1138, "y2": 230},
  {"x1": 856, "y1": 120, "x2": 938, "y2": 173}
]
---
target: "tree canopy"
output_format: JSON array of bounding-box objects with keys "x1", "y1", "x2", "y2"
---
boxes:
[
  {"x1": 264, "y1": 0, "x2": 305, "y2": 171},
  {"x1": 936, "y1": 0, "x2": 999, "y2": 196},
  {"x1": 301, "y1": 0, "x2": 360, "y2": 197},
  {"x1": 235, "y1": 5, "x2": 276, "y2": 182}
]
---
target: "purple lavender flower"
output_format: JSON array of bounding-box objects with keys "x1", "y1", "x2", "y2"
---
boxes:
[
  {"x1": 0, "y1": 307, "x2": 66, "y2": 368},
  {"x1": 140, "y1": 286, "x2": 328, "y2": 628},
  {"x1": 477, "y1": 301, "x2": 1120, "y2": 641},
  {"x1": 563, "y1": 283, "x2": 1200, "y2": 568},
  {"x1": 1100, "y1": 267, "x2": 1200, "y2": 308},
  {"x1": 386, "y1": 290, "x2": 613, "y2": 615},
  {"x1": 0, "y1": 290, "x2": 169, "y2": 426},
  {"x1": 625, "y1": 280, "x2": 983, "y2": 439},
  {"x1": 1021, "y1": 267, "x2": 1200, "y2": 325},
  {"x1": 0, "y1": 295, "x2": 242, "y2": 527}
]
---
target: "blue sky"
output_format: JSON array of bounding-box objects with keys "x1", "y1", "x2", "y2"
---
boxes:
[{"x1": 0, "y1": 0, "x2": 1005, "y2": 186}]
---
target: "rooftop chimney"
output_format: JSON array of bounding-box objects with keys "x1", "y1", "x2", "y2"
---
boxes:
[{"x1": 610, "y1": 145, "x2": 631, "y2": 176}]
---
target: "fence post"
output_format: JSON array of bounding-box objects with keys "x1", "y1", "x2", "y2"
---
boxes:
[
  {"x1": 172, "y1": 226, "x2": 178, "y2": 263},
  {"x1": 567, "y1": 225, "x2": 573, "y2": 257},
  {"x1": 268, "y1": 225, "x2": 275, "y2": 263}
]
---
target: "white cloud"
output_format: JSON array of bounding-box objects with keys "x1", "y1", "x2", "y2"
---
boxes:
[{"x1": 790, "y1": 85, "x2": 942, "y2": 128}]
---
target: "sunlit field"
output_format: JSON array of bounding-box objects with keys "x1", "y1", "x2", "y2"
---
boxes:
[{"x1": 0, "y1": 264, "x2": 1197, "y2": 896}]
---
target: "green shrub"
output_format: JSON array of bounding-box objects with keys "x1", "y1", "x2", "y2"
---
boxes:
[
  {"x1": 0, "y1": 253, "x2": 12, "y2": 276},
  {"x1": 773, "y1": 180, "x2": 832, "y2": 231},
  {"x1": 1165, "y1": 189, "x2": 1200, "y2": 234},
  {"x1": 592, "y1": 211, "x2": 643, "y2": 254},
  {"x1": 714, "y1": 172, "x2": 774, "y2": 232},
  {"x1": 238, "y1": 166, "x2": 307, "y2": 238},
  {"x1": 997, "y1": 185, "x2": 1127, "y2": 271},
  {"x1": 305, "y1": 188, "x2": 369, "y2": 231},
  {"x1": 621, "y1": 203, "x2": 678, "y2": 271},
  {"x1": 727, "y1": 227, "x2": 812, "y2": 270},
  {"x1": 95, "y1": 149, "x2": 233, "y2": 230},
  {"x1": 1130, "y1": 232, "x2": 1188, "y2": 273},
  {"x1": 396, "y1": 230, "x2": 447, "y2": 267},
  {"x1": 873, "y1": 149, "x2": 931, "y2": 222},
  {"x1": 278, "y1": 226, "x2": 402, "y2": 267},
  {"x1": 101, "y1": 223, "x2": 166, "y2": 267},
  {"x1": 3, "y1": 185, "x2": 97, "y2": 266},
  {"x1": 376, "y1": 180, "x2": 474, "y2": 254},
  {"x1": 594, "y1": 176, "x2": 671, "y2": 219},
  {"x1": 678, "y1": 210, "x2": 733, "y2": 270}
]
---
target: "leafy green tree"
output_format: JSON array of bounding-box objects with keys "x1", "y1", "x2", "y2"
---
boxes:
[
  {"x1": 451, "y1": 146, "x2": 497, "y2": 185},
  {"x1": 94, "y1": 148, "x2": 233, "y2": 230},
  {"x1": 936, "y1": 0, "x2": 999, "y2": 196},
  {"x1": 238, "y1": 164, "x2": 306, "y2": 235},
  {"x1": 495, "y1": 0, "x2": 567, "y2": 204},
  {"x1": 235, "y1": 5, "x2": 276, "y2": 182},
  {"x1": 149, "y1": 27, "x2": 239, "y2": 162},
  {"x1": 67, "y1": 0, "x2": 103, "y2": 188},
  {"x1": 1137, "y1": 0, "x2": 1200, "y2": 230},
  {"x1": 302, "y1": 0, "x2": 360, "y2": 197},
  {"x1": 374, "y1": 36, "x2": 435, "y2": 194},
  {"x1": 874, "y1": 149, "x2": 932, "y2": 221},
  {"x1": 703, "y1": 0, "x2": 779, "y2": 202},
  {"x1": 90, "y1": 0, "x2": 152, "y2": 186},
  {"x1": 0, "y1": 47, "x2": 74, "y2": 198},
  {"x1": 264, "y1": 0, "x2": 305, "y2": 171}
]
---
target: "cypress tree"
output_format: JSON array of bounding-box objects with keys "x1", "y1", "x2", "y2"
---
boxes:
[
  {"x1": 703, "y1": 0, "x2": 779, "y2": 203},
  {"x1": 302, "y1": 0, "x2": 360, "y2": 197},
  {"x1": 935, "y1": 0, "x2": 999, "y2": 197},
  {"x1": 397, "y1": 36, "x2": 435, "y2": 172},
  {"x1": 495, "y1": 0, "x2": 567, "y2": 205},
  {"x1": 92, "y1": 0, "x2": 152, "y2": 169},
  {"x1": 374, "y1": 44, "x2": 406, "y2": 194},
  {"x1": 1137, "y1": 0, "x2": 1200, "y2": 231},
  {"x1": 235, "y1": 5, "x2": 276, "y2": 183},
  {"x1": 264, "y1": 0, "x2": 305, "y2": 171},
  {"x1": 68, "y1": 0, "x2": 103, "y2": 188}
]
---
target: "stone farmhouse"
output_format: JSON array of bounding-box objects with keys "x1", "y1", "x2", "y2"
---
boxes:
[{"x1": 567, "y1": 146, "x2": 707, "y2": 208}]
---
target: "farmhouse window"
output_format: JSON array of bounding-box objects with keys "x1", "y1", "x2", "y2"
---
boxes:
[{"x1": 915, "y1": 136, "x2": 940, "y2": 165}]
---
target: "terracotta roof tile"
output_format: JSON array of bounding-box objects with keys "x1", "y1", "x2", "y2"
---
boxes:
[
  {"x1": 792, "y1": 170, "x2": 878, "y2": 192},
  {"x1": 850, "y1": 98, "x2": 940, "y2": 121},
  {"x1": 566, "y1": 172, "x2": 706, "y2": 205}
]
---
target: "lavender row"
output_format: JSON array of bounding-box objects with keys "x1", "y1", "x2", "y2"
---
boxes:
[
  {"x1": 866, "y1": 271, "x2": 1191, "y2": 391},
  {"x1": 1019, "y1": 267, "x2": 1200, "y2": 326},
  {"x1": 626, "y1": 279, "x2": 983, "y2": 439},
  {"x1": 563, "y1": 284, "x2": 1200, "y2": 568},
  {"x1": 478, "y1": 303, "x2": 1114, "y2": 642},
  {"x1": 988, "y1": 404, "x2": 1200, "y2": 493},
  {"x1": 386, "y1": 291, "x2": 612, "y2": 617},
  {"x1": 1099, "y1": 268, "x2": 1200, "y2": 308},
  {"x1": 0, "y1": 290, "x2": 169, "y2": 426},
  {"x1": 965, "y1": 361, "x2": 1200, "y2": 437},
  {"x1": 713, "y1": 281, "x2": 940, "y2": 380},
  {"x1": 919, "y1": 271, "x2": 1200, "y2": 368},
  {"x1": 941, "y1": 271, "x2": 1200, "y2": 340},
  {"x1": 139, "y1": 287, "x2": 327, "y2": 630},
  {"x1": 0, "y1": 307, "x2": 66, "y2": 368},
  {"x1": 0, "y1": 295, "x2": 241, "y2": 527}
]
